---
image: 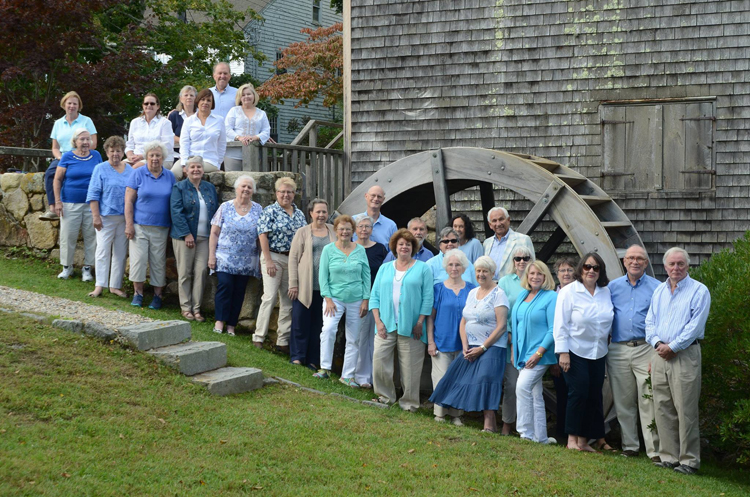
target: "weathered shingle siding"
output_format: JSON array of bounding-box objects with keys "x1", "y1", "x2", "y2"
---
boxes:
[
  {"x1": 245, "y1": 0, "x2": 341, "y2": 143},
  {"x1": 351, "y1": 0, "x2": 750, "y2": 277}
]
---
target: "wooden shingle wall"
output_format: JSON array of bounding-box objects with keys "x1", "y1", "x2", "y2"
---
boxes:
[{"x1": 350, "y1": 0, "x2": 750, "y2": 277}]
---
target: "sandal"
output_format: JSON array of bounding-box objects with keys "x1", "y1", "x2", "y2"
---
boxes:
[
  {"x1": 213, "y1": 328, "x2": 223, "y2": 334},
  {"x1": 359, "y1": 382, "x2": 373, "y2": 389},
  {"x1": 193, "y1": 312, "x2": 205, "y2": 322},
  {"x1": 182, "y1": 311, "x2": 195, "y2": 321},
  {"x1": 594, "y1": 441, "x2": 616, "y2": 452},
  {"x1": 339, "y1": 377, "x2": 360, "y2": 388},
  {"x1": 313, "y1": 370, "x2": 330, "y2": 379},
  {"x1": 371, "y1": 396, "x2": 391, "y2": 405}
]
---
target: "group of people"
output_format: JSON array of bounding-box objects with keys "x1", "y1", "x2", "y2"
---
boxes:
[{"x1": 43, "y1": 79, "x2": 710, "y2": 474}]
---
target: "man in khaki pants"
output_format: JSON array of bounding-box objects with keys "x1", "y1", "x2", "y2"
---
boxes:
[
  {"x1": 608, "y1": 245, "x2": 661, "y2": 461},
  {"x1": 646, "y1": 247, "x2": 711, "y2": 475}
]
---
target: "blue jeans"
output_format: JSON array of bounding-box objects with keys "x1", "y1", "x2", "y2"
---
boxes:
[{"x1": 44, "y1": 159, "x2": 60, "y2": 207}]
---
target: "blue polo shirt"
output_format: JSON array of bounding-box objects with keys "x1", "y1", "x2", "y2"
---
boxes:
[
  {"x1": 50, "y1": 114, "x2": 97, "y2": 153},
  {"x1": 609, "y1": 273, "x2": 660, "y2": 342},
  {"x1": 127, "y1": 166, "x2": 176, "y2": 227}
]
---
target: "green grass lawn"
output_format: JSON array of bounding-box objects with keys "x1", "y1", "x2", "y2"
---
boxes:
[{"x1": 1, "y1": 252, "x2": 749, "y2": 496}]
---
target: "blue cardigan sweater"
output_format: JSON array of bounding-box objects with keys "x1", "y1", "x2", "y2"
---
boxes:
[{"x1": 511, "y1": 288, "x2": 557, "y2": 369}]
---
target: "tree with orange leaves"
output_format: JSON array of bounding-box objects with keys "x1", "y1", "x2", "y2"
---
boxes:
[{"x1": 258, "y1": 23, "x2": 343, "y2": 109}]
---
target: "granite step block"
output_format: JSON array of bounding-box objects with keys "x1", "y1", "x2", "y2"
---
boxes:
[
  {"x1": 148, "y1": 341, "x2": 227, "y2": 376},
  {"x1": 119, "y1": 320, "x2": 191, "y2": 351},
  {"x1": 192, "y1": 367, "x2": 264, "y2": 396}
]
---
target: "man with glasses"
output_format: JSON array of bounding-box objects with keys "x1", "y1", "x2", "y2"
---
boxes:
[
  {"x1": 355, "y1": 185, "x2": 397, "y2": 246},
  {"x1": 482, "y1": 206, "x2": 534, "y2": 280},
  {"x1": 383, "y1": 218, "x2": 434, "y2": 263},
  {"x1": 608, "y1": 245, "x2": 661, "y2": 461},
  {"x1": 646, "y1": 247, "x2": 711, "y2": 475}
]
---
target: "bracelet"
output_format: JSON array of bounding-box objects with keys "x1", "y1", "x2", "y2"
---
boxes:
[
  {"x1": 480, "y1": 344, "x2": 487, "y2": 352},
  {"x1": 536, "y1": 351, "x2": 543, "y2": 358}
]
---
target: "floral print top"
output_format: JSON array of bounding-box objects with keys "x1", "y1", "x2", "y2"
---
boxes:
[
  {"x1": 257, "y1": 201, "x2": 307, "y2": 253},
  {"x1": 211, "y1": 200, "x2": 262, "y2": 277},
  {"x1": 462, "y1": 286, "x2": 510, "y2": 348}
]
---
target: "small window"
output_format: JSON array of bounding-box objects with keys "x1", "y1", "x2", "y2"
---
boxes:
[
  {"x1": 269, "y1": 114, "x2": 279, "y2": 143},
  {"x1": 275, "y1": 51, "x2": 287, "y2": 75},
  {"x1": 312, "y1": 0, "x2": 321, "y2": 24},
  {"x1": 601, "y1": 100, "x2": 715, "y2": 192}
]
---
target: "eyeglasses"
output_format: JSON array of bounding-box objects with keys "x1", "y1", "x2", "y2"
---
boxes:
[
  {"x1": 357, "y1": 225, "x2": 372, "y2": 230},
  {"x1": 557, "y1": 268, "x2": 574, "y2": 274},
  {"x1": 514, "y1": 256, "x2": 531, "y2": 262},
  {"x1": 440, "y1": 238, "x2": 458, "y2": 244},
  {"x1": 582, "y1": 264, "x2": 600, "y2": 272},
  {"x1": 276, "y1": 190, "x2": 294, "y2": 195},
  {"x1": 143, "y1": 102, "x2": 157, "y2": 106},
  {"x1": 625, "y1": 256, "x2": 647, "y2": 262},
  {"x1": 337, "y1": 228, "x2": 352, "y2": 233}
]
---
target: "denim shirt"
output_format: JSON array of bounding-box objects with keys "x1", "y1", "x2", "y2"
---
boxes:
[{"x1": 169, "y1": 179, "x2": 219, "y2": 240}]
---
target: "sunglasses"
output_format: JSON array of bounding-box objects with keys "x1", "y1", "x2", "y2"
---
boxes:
[
  {"x1": 514, "y1": 256, "x2": 531, "y2": 262},
  {"x1": 582, "y1": 264, "x2": 601, "y2": 272},
  {"x1": 440, "y1": 238, "x2": 459, "y2": 244},
  {"x1": 143, "y1": 102, "x2": 157, "y2": 106}
]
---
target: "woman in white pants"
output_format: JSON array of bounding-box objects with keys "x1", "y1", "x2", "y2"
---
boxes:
[
  {"x1": 510, "y1": 260, "x2": 558, "y2": 444},
  {"x1": 53, "y1": 128, "x2": 102, "y2": 281},
  {"x1": 85, "y1": 136, "x2": 133, "y2": 297},
  {"x1": 315, "y1": 215, "x2": 371, "y2": 387}
]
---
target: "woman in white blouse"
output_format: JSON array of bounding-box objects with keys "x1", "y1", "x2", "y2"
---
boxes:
[
  {"x1": 224, "y1": 84, "x2": 271, "y2": 172},
  {"x1": 178, "y1": 88, "x2": 226, "y2": 180},
  {"x1": 125, "y1": 93, "x2": 175, "y2": 168},
  {"x1": 553, "y1": 252, "x2": 613, "y2": 453}
]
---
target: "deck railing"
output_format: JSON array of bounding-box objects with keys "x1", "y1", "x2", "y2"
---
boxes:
[{"x1": 228, "y1": 141, "x2": 348, "y2": 210}]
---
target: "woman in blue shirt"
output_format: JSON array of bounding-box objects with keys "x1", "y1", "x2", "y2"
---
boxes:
[
  {"x1": 52, "y1": 128, "x2": 102, "y2": 281},
  {"x1": 170, "y1": 156, "x2": 219, "y2": 322},
  {"x1": 85, "y1": 136, "x2": 133, "y2": 297},
  {"x1": 370, "y1": 229, "x2": 433, "y2": 411},
  {"x1": 511, "y1": 260, "x2": 558, "y2": 445},
  {"x1": 426, "y1": 249, "x2": 476, "y2": 425},
  {"x1": 124, "y1": 141, "x2": 176, "y2": 309}
]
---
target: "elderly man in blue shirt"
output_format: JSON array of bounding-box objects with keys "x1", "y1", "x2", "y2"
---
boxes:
[
  {"x1": 354, "y1": 185, "x2": 397, "y2": 246},
  {"x1": 646, "y1": 247, "x2": 711, "y2": 475},
  {"x1": 608, "y1": 245, "x2": 661, "y2": 461}
]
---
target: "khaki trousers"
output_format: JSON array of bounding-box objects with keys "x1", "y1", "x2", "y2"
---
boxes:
[
  {"x1": 59, "y1": 202, "x2": 96, "y2": 267},
  {"x1": 129, "y1": 225, "x2": 169, "y2": 287},
  {"x1": 373, "y1": 332, "x2": 426, "y2": 411},
  {"x1": 652, "y1": 343, "x2": 702, "y2": 468},
  {"x1": 253, "y1": 252, "x2": 292, "y2": 346},
  {"x1": 502, "y1": 363, "x2": 519, "y2": 423},
  {"x1": 431, "y1": 350, "x2": 462, "y2": 418},
  {"x1": 608, "y1": 342, "x2": 660, "y2": 457},
  {"x1": 172, "y1": 236, "x2": 209, "y2": 313}
]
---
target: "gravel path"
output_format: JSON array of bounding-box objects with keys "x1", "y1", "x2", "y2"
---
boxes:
[{"x1": 0, "y1": 286, "x2": 153, "y2": 329}]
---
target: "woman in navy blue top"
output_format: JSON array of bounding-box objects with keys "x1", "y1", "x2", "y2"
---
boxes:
[
  {"x1": 426, "y1": 248, "x2": 476, "y2": 425},
  {"x1": 52, "y1": 128, "x2": 102, "y2": 281}
]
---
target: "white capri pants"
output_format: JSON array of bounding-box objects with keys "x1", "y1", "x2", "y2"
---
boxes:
[
  {"x1": 320, "y1": 298, "x2": 362, "y2": 378},
  {"x1": 59, "y1": 202, "x2": 96, "y2": 267},
  {"x1": 95, "y1": 215, "x2": 127, "y2": 288}
]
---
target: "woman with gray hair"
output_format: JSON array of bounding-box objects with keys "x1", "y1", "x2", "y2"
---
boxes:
[
  {"x1": 497, "y1": 244, "x2": 535, "y2": 435},
  {"x1": 353, "y1": 214, "x2": 389, "y2": 388},
  {"x1": 426, "y1": 227, "x2": 478, "y2": 286},
  {"x1": 52, "y1": 128, "x2": 102, "y2": 281},
  {"x1": 426, "y1": 248, "x2": 476, "y2": 424},
  {"x1": 208, "y1": 174, "x2": 263, "y2": 336},
  {"x1": 170, "y1": 156, "x2": 219, "y2": 321},
  {"x1": 125, "y1": 140, "x2": 176, "y2": 309},
  {"x1": 430, "y1": 255, "x2": 510, "y2": 432}
]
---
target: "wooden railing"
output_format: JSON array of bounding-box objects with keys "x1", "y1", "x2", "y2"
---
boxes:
[
  {"x1": 228, "y1": 141, "x2": 348, "y2": 210},
  {"x1": 0, "y1": 146, "x2": 53, "y2": 172}
]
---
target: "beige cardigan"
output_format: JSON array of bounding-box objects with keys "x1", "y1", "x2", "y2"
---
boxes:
[{"x1": 288, "y1": 223, "x2": 336, "y2": 308}]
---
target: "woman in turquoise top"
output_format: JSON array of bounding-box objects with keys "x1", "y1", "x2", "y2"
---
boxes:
[
  {"x1": 511, "y1": 260, "x2": 557, "y2": 444},
  {"x1": 315, "y1": 215, "x2": 371, "y2": 386},
  {"x1": 370, "y1": 229, "x2": 434, "y2": 411},
  {"x1": 497, "y1": 245, "x2": 534, "y2": 435}
]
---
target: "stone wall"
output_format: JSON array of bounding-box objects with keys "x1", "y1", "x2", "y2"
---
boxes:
[{"x1": 0, "y1": 170, "x2": 301, "y2": 332}]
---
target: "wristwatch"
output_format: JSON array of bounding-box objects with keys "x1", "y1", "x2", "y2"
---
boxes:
[{"x1": 654, "y1": 341, "x2": 663, "y2": 349}]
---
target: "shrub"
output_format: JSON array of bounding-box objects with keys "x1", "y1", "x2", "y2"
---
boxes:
[{"x1": 690, "y1": 232, "x2": 750, "y2": 466}]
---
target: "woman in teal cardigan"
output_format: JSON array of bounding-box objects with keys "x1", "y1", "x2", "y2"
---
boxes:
[
  {"x1": 370, "y1": 228, "x2": 434, "y2": 411},
  {"x1": 511, "y1": 260, "x2": 558, "y2": 444}
]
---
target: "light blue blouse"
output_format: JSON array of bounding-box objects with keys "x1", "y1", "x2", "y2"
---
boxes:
[
  {"x1": 425, "y1": 252, "x2": 478, "y2": 286},
  {"x1": 86, "y1": 161, "x2": 134, "y2": 216},
  {"x1": 369, "y1": 260, "x2": 433, "y2": 343},
  {"x1": 319, "y1": 243, "x2": 371, "y2": 303},
  {"x1": 458, "y1": 237, "x2": 483, "y2": 263},
  {"x1": 511, "y1": 289, "x2": 557, "y2": 369}
]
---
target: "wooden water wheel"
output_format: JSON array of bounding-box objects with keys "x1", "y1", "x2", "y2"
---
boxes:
[{"x1": 336, "y1": 147, "x2": 652, "y2": 279}]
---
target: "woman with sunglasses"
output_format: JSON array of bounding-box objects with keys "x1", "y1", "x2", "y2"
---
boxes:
[
  {"x1": 125, "y1": 93, "x2": 175, "y2": 169},
  {"x1": 553, "y1": 252, "x2": 613, "y2": 452},
  {"x1": 497, "y1": 246, "x2": 534, "y2": 435}
]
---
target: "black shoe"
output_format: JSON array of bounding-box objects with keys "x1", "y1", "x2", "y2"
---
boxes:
[
  {"x1": 674, "y1": 465, "x2": 698, "y2": 475},
  {"x1": 621, "y1": 450, "x2": 639, "y2": 458},
  {"x1": 653, "y1": 461, "x2": 678, "y2": 469}
]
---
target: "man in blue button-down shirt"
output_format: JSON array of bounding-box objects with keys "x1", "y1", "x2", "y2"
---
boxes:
[
  {"x1": 646, "y1": 247, "x2": 711, "y2": 475},
  {"x1": 608, "y1": 245, "x2": 661, "y2": 461}
]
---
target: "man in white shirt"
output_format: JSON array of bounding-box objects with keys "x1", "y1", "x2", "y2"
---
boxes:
[
  {"x1": 354, "y1": 185, "x2": 397, "y2": 246},
  {"x1": 482, "y1": 206, "x2": 534, "y2": 280},
  {"x1": 646, "y1": 247, "x2": 711, "y2": 475},
  {"x1": 209, "y1": 62, "x2": 238, "y2": 120}
]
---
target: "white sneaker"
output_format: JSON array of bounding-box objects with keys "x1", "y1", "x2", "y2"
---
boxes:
[
  {"x1": 452, "y1": 416, "x2": 464, "y2": 427},
  {"x1": 543, "y1": 437, "x2": 557, "y2": 445},
  {"x1": 81, "y1": 266, "x2": 93, "y2": 282},
  {"x1": 57, "y1": 266, "x2": 73, "y2": 279}
]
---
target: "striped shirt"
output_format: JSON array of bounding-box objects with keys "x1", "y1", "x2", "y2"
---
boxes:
[{"x1": 645, "y1": 274, "x2": 711, "y2": 352}]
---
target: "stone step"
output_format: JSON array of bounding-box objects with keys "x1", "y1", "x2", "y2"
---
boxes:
[
  {"x1": 148, "y1": 341, "x2": 227, "y2": 376},
  {"x1": 191, "y1": 367, "x2": 264, "y2": 396},
  {"x1": 119, "y1": 320, "x2": 191, "y2": 351}
]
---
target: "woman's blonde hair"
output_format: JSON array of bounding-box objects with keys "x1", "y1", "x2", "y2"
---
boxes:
[
  {"x1": 520, "y1": 260, "x2": 555, "y2": 291},
  {"x1": 235, "y1": 84, "x2": 259, "y2": 106},
  {"x1": 275, "y1": 177, "x2": 297, "y2": 192},
  {"x1": 60, "y1": 91, "x2": 82, "y2": 111}
]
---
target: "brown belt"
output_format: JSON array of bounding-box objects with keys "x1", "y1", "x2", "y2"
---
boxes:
[
  {"x1": 271, "y1": 250, "x2": 290, "y2": 256},
  {"x1": 616, "y1": 339, "x2": 647, "y2": 347}
]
